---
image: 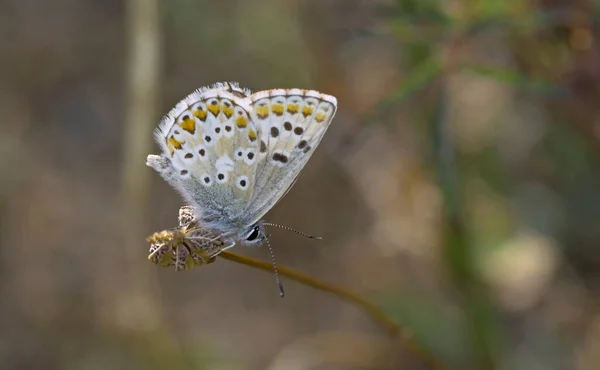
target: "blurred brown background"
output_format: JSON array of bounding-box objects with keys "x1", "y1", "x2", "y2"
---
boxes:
[{"x1": 2, "y1": 0, "x2": 600, "y2": 369}]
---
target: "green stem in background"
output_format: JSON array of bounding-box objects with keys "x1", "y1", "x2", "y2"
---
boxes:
[
  {"x1": 218, "y1": 250, "x2": 444, "y2": 370},
  {"x1": 430, "y1": 74, "x2": 501, "y2": 369}
]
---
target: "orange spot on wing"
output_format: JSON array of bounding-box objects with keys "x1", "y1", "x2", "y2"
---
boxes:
[
  {"x1": 255, "y1": 104, "x2": 269, "y2": 119},
  {"x1": 168, "y1": 137, "x2": 183, "y2": 149},
  {"x1": 222, "y1": 105, "x2": 234, "y2": 118},
  {"x1": 272, "y1": 103, "x2": 284, "y2": 116},
  {"x1": 236, "y1": 116, "x2": 248, "y2": 128},
  {"x1": 194, "y1": 109, "x2": 207, "y2": 121},
  {"x1": 315, "y1": 111, "x2": 327, "y2": 123},
  {"x1": 302, "y1": 106, "x2": 314, "y2": 118},
  {"x1": 208, "y1": 104, "x2": 220, "y2": 116},
  {"x1": 286, "y1": 103, "x2": 299, "y2": 114},
  {"x1": 180, "y1": 118, "x2": 196, "y2": 133},
  {"x1": 248, "y1": 129, "x2": 257, "y2": 142}
]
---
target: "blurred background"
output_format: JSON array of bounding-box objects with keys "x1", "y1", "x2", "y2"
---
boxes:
[{"x1": 2, "y1": 0, "x2": 600, "y2": 369}]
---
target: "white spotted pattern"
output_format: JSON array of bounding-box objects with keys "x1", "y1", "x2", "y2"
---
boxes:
[{"x1": 146, "y1": 81, "x2": 337, "y2": 250}]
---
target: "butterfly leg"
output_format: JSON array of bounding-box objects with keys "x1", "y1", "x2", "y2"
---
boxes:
[{"x1": 220, "y1": 241, "x2": 236, "y2": 252}]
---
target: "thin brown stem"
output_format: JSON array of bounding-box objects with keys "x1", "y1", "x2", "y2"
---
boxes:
[{"x1": 218, "y1": 250, "x2": 444, "y2": 369}]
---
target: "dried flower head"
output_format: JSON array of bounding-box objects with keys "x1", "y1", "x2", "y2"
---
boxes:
[{"x1": 147, "y1": 206, "x2": 225, "y2": 271}]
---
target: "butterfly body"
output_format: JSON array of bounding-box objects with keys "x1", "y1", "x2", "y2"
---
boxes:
[{"x1": 147, "y1": 82, "x2": 337, "y2": 256}]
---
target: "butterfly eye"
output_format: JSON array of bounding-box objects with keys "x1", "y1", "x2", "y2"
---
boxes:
[{"x1": 246, "y1": 225, "x2": 261, "y2": 241}]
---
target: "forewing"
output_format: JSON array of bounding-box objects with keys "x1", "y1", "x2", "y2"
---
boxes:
[
  {"x1": 240, "y1": 89, "x2": 337, "y2": 223},
  {"x1": 150, "y1": 83, "x2": 260, "y2": 221}
]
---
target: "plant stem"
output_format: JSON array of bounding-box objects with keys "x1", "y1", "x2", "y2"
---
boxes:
[{"x1": 218, "y1": 250, "x2": 444, "y2": 370}]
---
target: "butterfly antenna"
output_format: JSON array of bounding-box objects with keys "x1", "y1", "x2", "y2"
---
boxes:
[
  {"x1": 265, "y1": 235, "x2": 285, "y2": 297},
  {"x1": 263, "y1": 222, "x2": 322, "y2": 240}
]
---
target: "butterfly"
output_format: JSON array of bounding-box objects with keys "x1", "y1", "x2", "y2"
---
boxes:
[{"x1": 146, "y1": 82, "x2": 338, "y2": 284}]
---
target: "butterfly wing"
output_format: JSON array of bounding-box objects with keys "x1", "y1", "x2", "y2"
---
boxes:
[
  {"x1": 147, "y1": 82, "x2": 262, "y2": 225},
  {"x1": 238, "y1": 89, "x2": 338, "y2": 224}
]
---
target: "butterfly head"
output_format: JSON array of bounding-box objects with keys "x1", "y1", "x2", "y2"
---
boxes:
[{"x1": 239, "y1": 220, "x2": 267, "y2": 247}]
